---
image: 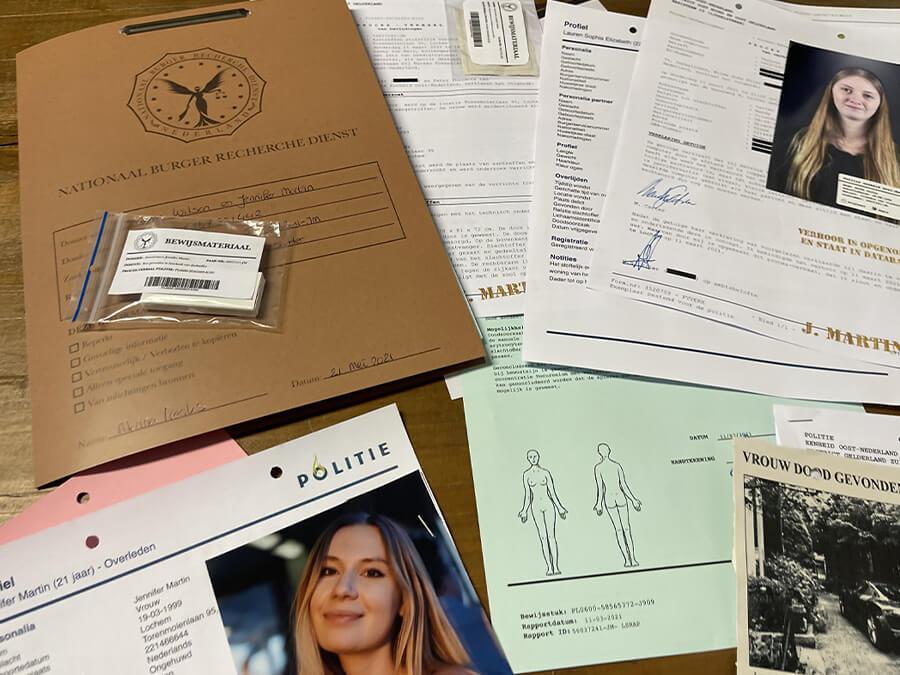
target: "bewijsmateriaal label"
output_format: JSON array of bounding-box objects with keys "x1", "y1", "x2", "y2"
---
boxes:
[
  {"x1": 108, "y1": 228, "x2": 265, "y2": 299},
  {"x1": 463, "y1": 0, "x2": 530, "y2": 66}
]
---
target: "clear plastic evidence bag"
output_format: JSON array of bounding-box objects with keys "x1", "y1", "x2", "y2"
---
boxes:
[{"x1": 69, "y1": 212, "x2": 286, "y2": 330}]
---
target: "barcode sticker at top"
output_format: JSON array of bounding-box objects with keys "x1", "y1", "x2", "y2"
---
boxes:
[
  {"x1": 469, "y1": 11, "x2": 484, "y2": 47},
  {"x1": 107, "y1": 227, "x2": 264, "y2": 300},
  {"x1": 462, "y1": 0, "x2": 530, "y2": 67}
]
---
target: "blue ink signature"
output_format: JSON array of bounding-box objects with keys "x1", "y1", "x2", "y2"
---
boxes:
[
  {"x1": 622, "y1": 230, "x2": 662, "y2": 271},
  {"x1": 636, "y1": 178, "x2": 697, "y2": 210}
]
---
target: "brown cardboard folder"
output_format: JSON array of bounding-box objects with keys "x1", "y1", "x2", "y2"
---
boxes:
[{"x1": 16, "y1": 0, "x2": 484, "y2": 485}]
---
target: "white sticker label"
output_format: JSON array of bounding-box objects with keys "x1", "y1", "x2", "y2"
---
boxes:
[
  {"x1": 108, "y1": 228, "x2": 265, "y2": 299},
  {"x1": 463, "y1": 0, "x2": 530, "y2": 66},
  {"x1": 836, "y1": 173, "x2": 900, "y2": 220}
]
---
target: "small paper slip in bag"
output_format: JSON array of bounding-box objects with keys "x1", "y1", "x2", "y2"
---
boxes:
[
  {"x1": 452, "y1": 0, "x2": 541, "y2": 76},
  {"x1": 140, "y1": 271, "x2": 267, "y2": 318}
]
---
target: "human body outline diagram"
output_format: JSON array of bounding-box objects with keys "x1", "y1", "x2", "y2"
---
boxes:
[
  {"x1": 518, "y1": 450, "x2": 567, "y2": 576},
  {"x1": 593, "y1": 443, "x2": 642, "y2": 567}
]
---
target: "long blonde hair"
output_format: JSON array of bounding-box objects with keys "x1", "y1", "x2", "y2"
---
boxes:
[
  {"x1": 293, "y1": 513, "x2": 471, "y2": 675},
  {"x1": 786, "y1": 67, "x2": 900, "y2": 198}
]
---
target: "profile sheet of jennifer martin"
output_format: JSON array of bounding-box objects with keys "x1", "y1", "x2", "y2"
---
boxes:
[{"x1": 0, "y1": 406, "x2": 512, "y2": 674}]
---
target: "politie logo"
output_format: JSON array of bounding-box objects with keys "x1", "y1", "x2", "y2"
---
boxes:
[
  {"x1": 297, "y1": 443, "x2": 392, "y2": 488},
  {"x1": 128, "y1": 47, "x2": 265, "y2": 143}
]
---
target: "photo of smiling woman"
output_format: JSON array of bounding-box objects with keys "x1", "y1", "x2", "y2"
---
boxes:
[
  {"x1": 767, "y1": 45, "x2": 900, "y2": 215},
  {"x1": 292, "y1": 513, "x2": 474, "y2": 675},
  {"x1": 206, "y1": 473, "x2": 510, "y2": 675}
]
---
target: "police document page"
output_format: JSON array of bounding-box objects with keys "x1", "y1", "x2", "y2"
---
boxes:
[
  {"x1": 585, "y1": 0, "x2": 900, "y2": 380},
  {"x1": 349, "y1": 0, "x2": 541, "y2": 317},
  {"x1": 522, "y1": 1, "x2": 900, "y2": 404},
  {"x1": 0, "y1": 406, "x2": 513, "y2": 675},
  {"x1": 775, "y1": 404, "x2": 900, "y2": 466},
  {"x1": 459, "y1": 314, "x2": 858, "y2": 671}
]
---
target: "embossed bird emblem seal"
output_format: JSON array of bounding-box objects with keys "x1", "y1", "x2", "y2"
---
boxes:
[{"x1": 128, "y1": 47, "x2": 265, "y2": 142}]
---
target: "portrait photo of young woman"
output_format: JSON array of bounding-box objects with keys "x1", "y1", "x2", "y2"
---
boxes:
[
  {"x1": 206, "y1": 474, "x2": 511, "y2": 675},
  {"x1": 292, "y1": 513, "x2": 476, "y2": 675},
  {"x1": 767, "y1": 44, "x2": 900, "y2": 215}
]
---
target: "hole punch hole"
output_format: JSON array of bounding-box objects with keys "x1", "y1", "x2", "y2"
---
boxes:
[
  {"x1": 735, "y1": 3, "x2": 743, "y2": 9},
  {"x1": 85, "y1": 535, "x2": 100, "y2": 549},
  {"x1": 810, "y1": 468, "x2": 823, "y2": 480},
  {"x1": 270, "y1": 466, "x2": 283, "y2": 479},
  {"x1": 837, "y1": 33, "x2": 846, "y2": 39},
  {"x1": 76, "y1": 491, "x2": 90, "y2": 505},
  {"x1": 629, "y1": 26, "x2": 637, "y2": 34}
]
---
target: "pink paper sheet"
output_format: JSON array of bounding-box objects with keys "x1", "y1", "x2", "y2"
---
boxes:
[{"x1": 0, "y1": 432, "x2": 244, "y2": 544}]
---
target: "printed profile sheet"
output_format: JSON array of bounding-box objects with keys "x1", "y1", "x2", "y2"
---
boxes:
[
  {"x1": 774, "y1": 405, "x2": 900, "y2": 466},
  {"x1": 348, "y1": 0, "x2": 541, "y2": 317},
  {"x1": 586, "y1": 0, "x2": 900, "y2": 374},
  {"x1": 459, "y1": 314, "x2": 848, "y2": 671},
  {"x1": 0, "y1": 406, "x2": 512, "y2": 675},
  {"x1": 522, "y1": 1, "x2": 900, "y2": 404},
  {"x1": 734, "y1": 439, "x2": 900, "y2": 674},
  {"x1": 16, "y1": 0, "x2": 484, "y2": 485}
]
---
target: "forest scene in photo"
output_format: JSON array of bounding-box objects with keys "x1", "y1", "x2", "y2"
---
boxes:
[{"x1": 743, "y1": 476, "x2": 900, "y2": 673}]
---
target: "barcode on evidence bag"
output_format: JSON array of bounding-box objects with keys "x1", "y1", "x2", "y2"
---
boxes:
[
  {"x1": 469, "y1": 12, "x2": 483, "y2": 47},
  {"x1": 143, "y1": 276, "x2": 221, "y2": 291}
]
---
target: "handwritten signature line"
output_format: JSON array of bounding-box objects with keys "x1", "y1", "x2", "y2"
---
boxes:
[
  {"x1": 622, "y1": 230, "x2": 662, "y2": 271},
  {"x1": 635, "y1": 177, "x2": 697, "y2": 210}
]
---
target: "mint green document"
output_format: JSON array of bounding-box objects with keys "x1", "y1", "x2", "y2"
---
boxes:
[{"x1": 461, "y1": 316, "x2": 852, "y2": 672}]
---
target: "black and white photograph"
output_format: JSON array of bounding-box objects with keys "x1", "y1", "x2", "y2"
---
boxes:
[
  {"x1": 766, "y1": 42, "x2": 900, "y2": 216},
  {"x1": 743, "y1": 475, "x2": 900, "y2": 673},
  {"x1": 205, "y1": 472, "x2": 512, "y2": 675}
]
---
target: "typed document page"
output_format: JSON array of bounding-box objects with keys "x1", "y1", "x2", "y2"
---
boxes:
[
  {"x1": 774, "y1": 404, "x2": 900, "y2": 466},
  {"x1": 521, "y1": 1, "x2": 900, "y2": 404},
  {"x1": 350, "y1": 0, "x2": 541, "y2": 316},
  {"x1": 586, "y1": 0, "x2": 900, "y2": 368}
]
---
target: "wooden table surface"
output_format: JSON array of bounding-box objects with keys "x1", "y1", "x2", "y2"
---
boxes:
[{"x1": 1, "y1": 1, "x2": 898, "y2": 673}]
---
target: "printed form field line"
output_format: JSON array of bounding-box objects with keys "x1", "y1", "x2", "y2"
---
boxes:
[
  {"x1": 508, "y1": 559, "x2": 732, "y2": 587},
  {"x1": 545, "y1": 330, "x2": 890, "y2": 377},
  {"x1": 323, "y1": 347, "x2": 442, "y2": 380},
  {"x1": 561, "y1": 38, "x2": 639, "y2": 52},
  {"x1": 105, "y1": 392, "x2": 269, "y2": 440},
  {"x1": 53, "y1": 162, "x2": 404, "y2": 320},
  {"x1": 52, "y1": 161, "x2": 389, "y2": 233},
  {"x1": 170, "y1": 176, "x2": 382, "y2": 217}
]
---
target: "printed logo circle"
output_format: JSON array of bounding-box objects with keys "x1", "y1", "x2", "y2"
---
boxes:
[
  {"x1": 501, "y1": 2, "x2": 518, "y2": 11},
  {"x1": 128, "y1": 47, "x2": 265, "y2": 143},
  {"x1": 134, "y1": 231, "x2": 158, "y2": 250}
]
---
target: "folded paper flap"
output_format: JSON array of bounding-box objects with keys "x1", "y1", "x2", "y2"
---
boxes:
[
  {"x1": 0, "y1": 431, "x2": 244, "y2": 546},
  {"x1": 18, "y1": 0, "x2": 484, "y2": 485}
]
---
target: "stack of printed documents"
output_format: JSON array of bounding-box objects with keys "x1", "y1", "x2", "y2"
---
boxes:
[
  {"x1": 524, "y1": 0, "x2": 900, "y2": 404},
  {"x1": 6, "y1": 1, "x2": 900, "y2": 674},
  {"x1": 448, "y1": 0, "x2": 900, "y2": 672}
]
